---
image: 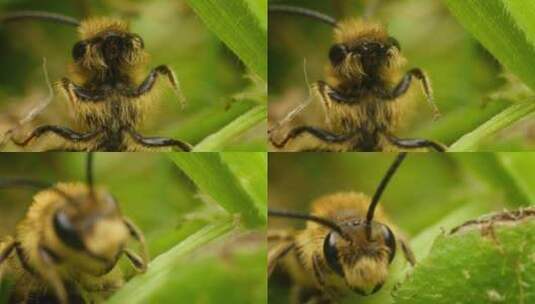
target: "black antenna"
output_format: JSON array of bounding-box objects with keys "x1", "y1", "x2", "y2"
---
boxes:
[
  {"x1": 86, "y1": 153, "x2": 95, "y2": 199},
  {"x1": 1, "y1": 10, "x2": 80, "y2": 27},
  {"x1": 0, "y1": 178, "x2": 74, "y2": 202},
  {"x1": 366, "y1": 153, "x2": 407, "y2": 224},
  {"x1": 269, "y1": 209, "x2": 348, "y2": 239},
  {"x1": 269, "y1": 4, "x2": 338, "y2": 28}
]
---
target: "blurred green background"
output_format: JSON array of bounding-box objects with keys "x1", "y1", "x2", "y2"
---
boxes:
[
  {"x1": 268, "y1": 0, "x2": 535, "y2": 151},
  {"x1": 0, "y1": 153, "x2": 266, "y2": 303},
  {"x1": 268, "y1": 152, "x2": 535, "y2": 303},
  {"x1": 0, "y1": 0, "x2": 266, "y2": 151}
]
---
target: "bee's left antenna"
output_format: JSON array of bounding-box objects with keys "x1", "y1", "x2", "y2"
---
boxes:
[
  {"x1": 0, "y1": 178, "x2": 74, "y2": 202},
  {"x1": 366, "y1": 153, "x2": 407, "y2": 224},
  {"x1": 86, "y1": 153, "x2": 95, "y2": 199},
  {"x1": 268, "y1": 209, "x2": 349, "y2": 240},
  {"x1": 269, "y1": 5, "x2": 338, "y2": 28},
  {"x1": 1, "y1": 11, "x2": 80, "y2": 27}
]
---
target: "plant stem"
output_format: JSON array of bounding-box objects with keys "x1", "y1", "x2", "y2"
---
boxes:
[
  {"x1": 448, "y1": 101, "x2": 535, "y2": 151},
  {"x1": 107, "y1": 218, "x2": 235, "y2": 304},
  {"x1": 193, "y1": 105, "x2": 266, "y2": 152}
]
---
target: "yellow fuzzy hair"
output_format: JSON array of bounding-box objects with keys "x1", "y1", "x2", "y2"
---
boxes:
[
  {"x1": 78, "y1": 17, "x2": 129, "y2": 39},
  {"x1": 334, "y1": 19, "x2": 388, "y2": 45},
  {"x1": 309, "y1": 192, "x2": 387, "y2": 225}
]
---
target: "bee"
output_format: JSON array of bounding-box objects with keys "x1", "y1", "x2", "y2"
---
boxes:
[
  {"x1": 0, "y1": 11, "x2": 192, "y2": 152},
  {"x1": 268, "y1": 153, "x2": 415, "y2": 303},
  {"x1": 0, "y1": 153, "x2": 149, "y2": 304},
  {"x1": 268, "y1": 4, "x2": 446, "y2": 152}
]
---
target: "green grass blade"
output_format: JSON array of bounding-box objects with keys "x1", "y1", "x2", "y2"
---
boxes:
[
  {"x1": 444, "y1": 0, "x2": 535, "y2": 90},
  {"x1": 448, "y1": 101, "x2": 535, "y2": 151},
  {"x1": 220, "y1": 152, "x2": 267, "y2": 215},
  {"x1": 169, "y1": 153, "x2": 266, "y2": 228},
  {"x1": 193, "y1": 105, "x2": 266, "y2": 151},
  {"x1": 107, "y1": 219, "x2": 235, "y2": 304},
  {"x1": 185, "y1": 0, "x2": 267, "y2": 80},
  {"x1": 497, "y1": 153, "x2": 535, "y2": 205},
  {"x1": 452, "y1": 153, "x2": 533, "y2": 208}
]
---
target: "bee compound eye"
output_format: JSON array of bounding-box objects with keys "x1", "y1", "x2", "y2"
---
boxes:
[
  {"x1": 53, "y1": 210, "x2": 85, "y2": 250},
  {"x1": 323, "y1": 232, "x2": 344, "y2": 277},
  {"x1": 382, "y1": 225, "x2": 396, "y2": 264},
  {"x1": 328, "y1": 44, "x2": 348, "y2": 66},
  {"x1": 72, "y1": 41, "x2": 87, "y2": 61}
]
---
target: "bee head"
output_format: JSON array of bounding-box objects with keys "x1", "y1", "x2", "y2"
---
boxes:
[
  {"x1": 52, "y1": 184, "x2": 128, "y2": 269},
  {"x1": 49, "y1": 153, "x2": 129, "y2": 275},
  {"x1": 322, "y1": 219, "x2": 396, "y2": 295},
  {"x1": 330, "y1": 19, "x2": 404, "y2": 80},
  {"x1": 73, "y1": 18, "x2": 146, "y2": 71}
]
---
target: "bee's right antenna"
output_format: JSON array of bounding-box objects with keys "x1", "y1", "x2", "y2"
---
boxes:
[
  {"x1": 366, "y1": 153, "x2": 407, "y2": 227},
  {"x1": 268, "y1": 209, "x2": 349, "y2": 240},
  {"x1": 269, "y1": 4, "x2": 339, "y2": 28},
  {"x1": 1, "y1": 10, "x2": 80, "y2": 27}
]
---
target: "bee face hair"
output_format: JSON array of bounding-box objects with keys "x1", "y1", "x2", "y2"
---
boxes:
[
  {"x1": 330, "y1": 19, "x2": 405, "y2": 81},
  {"x1": 74, "y1": 18, "x2": 147, "y2": 73}
]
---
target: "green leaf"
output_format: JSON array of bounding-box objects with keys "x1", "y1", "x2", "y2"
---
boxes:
[
  {"x1": 444, "y1": 0, "x2": 535, "y2": 90},
  {"x1": 448, "y1": 101, "x2": 535, "y2": 151},
  {"x1": 193, "y1": 105, "x2": 266, "y2": 151},
  {"x1": 185, "y1": 0, "x2": 267, "y2": 80},
  {"x1": 394, "y1": 209, "x2": 535, "y2": 304},
  {"x1": 169, "y1": 153, "x2": 267, "y2": 228},
  {"x1": 107, "y1": 219, "x2": 235, "y2": 304}
]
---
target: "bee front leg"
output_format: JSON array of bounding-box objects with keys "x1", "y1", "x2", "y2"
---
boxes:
[
  {"x1": 386, "y1": 134, "x2": 446, "y2": 152},
  {"x1": 60, "y1": 77, "x2": 105, "y2": 102},
  {"x1": 0, "y1": 240, "x2": 16, "y2": 280},
  {"x1": 11, "y1": 125, "x2": 102, "y2": 150},
  {"x1": 379, "y1": 68, "x2": 440, "y2": 118},
  {"x1": 123, "y1": 217, "x2": 149, "y2": 273},
  {"x1": 37, "y1": 246, "x2": 68, "y2": 304},
  {"x1": 126, "y1": 128, "x2": 192, "y2": 152},
  {"x1": 126, "y1": 65, "x2": 186, "y2": 107},
  {"x1": 399, "y1": 238, "x2": 416, "y2": 266},
  {"x1": 268, "y1": 241, "x2": 294, "y2": 277},
  {"x1": 270, "y1": 126, "x2": 353, "y2": 150},
  {"x1": 311, "y1": 255, "x2": 340, "y2": 301}
]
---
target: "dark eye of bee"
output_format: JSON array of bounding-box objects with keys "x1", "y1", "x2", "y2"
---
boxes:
[
  {"x1": 382, "y1": 225, "x2": 396, "y2": 263},
  {"x1": 72, "y1": 41, "x2": 87, "y2": 61},
  {"x1": 323, "y1": 232, "x2": 344, "y2": 276},
  {"x1": 387, "y1": 36, "x2": 401, "y2": 51},
  {"x1": 328, "y1": 44, "x2": 348, "y2": 66},
  {"x1": 53, "y1": 211, "x2": 85, "y2": 250}
]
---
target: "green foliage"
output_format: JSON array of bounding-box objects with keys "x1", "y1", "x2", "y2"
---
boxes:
[
  {"x1": 185, "y1": 0, "x2": 267, "y2": 81},
  {"x1": 194, "y1": 105, "x2": 267, "y2": 151},
  {"x1": 444, "y1": 0, "x2": 535, "y2": 90},
  {"x1": 394, "y1": 214, "x2": 535, "y2": 304},
  {"x1": 170, "y1": 153, "x2": 267, "y2": 228},
  {"x1": 449, "y1": 102, "x2": 535, "y2": 151},
  {"x1": 107, "y1": 219, "x2": 236, "y2": 304}
]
